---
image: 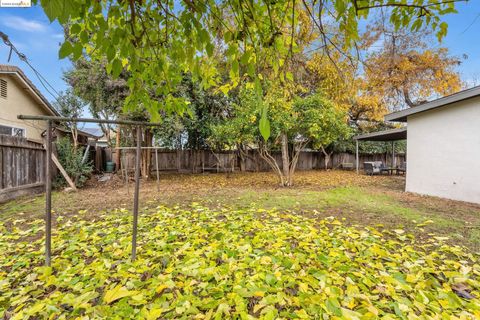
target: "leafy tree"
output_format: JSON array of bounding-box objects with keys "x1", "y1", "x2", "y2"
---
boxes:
[
  {"x1": 65, "y1": 58, "x2": 156, "y2": 176},
  {"x1": 64, "y1": 58, "x2": 129, "y2": 146},
  {"x1": 213, "y1": 88, "x2": 350, "y2": 186},
  {"x1": 208, "y1": 90, "x2": 260, "y2": 171},
  {"x1": 363, "y1": 22, "x2": 463, "y2": 109},
  {"x1": 53, "y1": 89, "x2": 86, "y2": 149},
  {"x1": 290, "y1": 94, "x2": 352, "y2": 174},
  {"x1": 171, "y1": 73, "x2": 232, "y2": 150},
  {"x1": 304, "y1": 51, "x2": 387, "y2": 125},
  {"x1": 38, "y1": 0, "x2": 462, "y2": 138}
]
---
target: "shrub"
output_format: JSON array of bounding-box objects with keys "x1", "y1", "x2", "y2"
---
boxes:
[{"x1": 54, "y1": 137, "x2": 93, "y2": 188}]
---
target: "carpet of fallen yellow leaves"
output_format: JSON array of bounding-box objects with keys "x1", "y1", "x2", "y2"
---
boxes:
[{"x1": 1, "y1": 204, "x2": 479, "y2": 319}]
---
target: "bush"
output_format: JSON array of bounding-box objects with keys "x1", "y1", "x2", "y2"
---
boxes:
[{"x1": 54, "y1": 137, "x2": 93, "y2": 188}]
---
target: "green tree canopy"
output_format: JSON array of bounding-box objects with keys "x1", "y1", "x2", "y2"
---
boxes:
[
  {"x1": 211, "y1": 88, "x2": 350, "y2": 186},
  {"x1": 38, "y1": 0, "x2": 462, "y2": 138}
]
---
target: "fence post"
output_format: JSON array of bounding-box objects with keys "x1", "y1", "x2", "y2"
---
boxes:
[
  {"x1": 355, "y1": 140, "x2": 359, "y2": 174},
  {"x1": 391, "y1": 141, "x2": 395, "y2": 168},
  {"x1": 155, "y1": 148, "x2": 160, "y2": 192}
]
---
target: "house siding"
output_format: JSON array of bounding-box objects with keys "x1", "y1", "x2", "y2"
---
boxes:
[
  {"x1": 0, "y1": 73, "x2": 52, "y2": 142},
  {"x1": 406, "y1": 96, "x2": 480, "y2": 204}
]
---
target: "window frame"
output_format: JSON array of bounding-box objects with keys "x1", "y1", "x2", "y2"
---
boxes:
[{"x1": 0, "y1": 123, "x2": 26, "y2": 138}]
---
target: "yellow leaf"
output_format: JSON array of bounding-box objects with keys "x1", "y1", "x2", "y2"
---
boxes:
[
  {"x1": 253, "y1": 291, "x2": 265, "y2": 297},
  {"x1": 406, "y1": 274, "x2": 417, "y2": 283},
  {"x1": 145, "y1": 308, "x2": 164, "y2": 320},
  {"x1": 294, "y1": 309, "x2": 309, "y2": 319},
  {"x1": 298, "y1": 283, "x2": 309, "y2": 293},
  {"x1": 156, "y1": 284, "x2": 169, "y2": 294},
  {"x1": 103, "y1": 285, "x2": 137, "y2": 304}
]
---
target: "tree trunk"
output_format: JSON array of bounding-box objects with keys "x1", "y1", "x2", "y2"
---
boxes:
[
  {"x1": 258, "y1": 143, "x2": 285, "y2": 186},
  {"x1": 239, "y1": 152, "x2": 246, "y2": 172},
  {"x1": 287, "y1": 141, "x2": 307, "y2": 186},
  {"x1": 141, "y1": 128, "x2": 152, "y2": 179},
  {"x1": 237, "y1": 145, "x2": 246, "y2": 172},
  {"x1": 280, "y1": 133, "x2": 290, "y2": 186},
  {"x1": 70, "y1": 126, "x2": 78, "y2": 150},
  {"x1": 321, "y1": 146, "x2": 332, "y2": 170}
]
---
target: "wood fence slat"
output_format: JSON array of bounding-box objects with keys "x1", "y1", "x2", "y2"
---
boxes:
[
  {"x1": 0, "y1": 136, "x2": 46, "y2": 202},
  {"x1": 118, "y1": 149, "x2": 406, "y2": 173}
]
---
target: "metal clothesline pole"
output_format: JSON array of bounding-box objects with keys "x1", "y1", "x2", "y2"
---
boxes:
[
  {"x1": 115, "y1": 147, "x2": 164, "y2": 150},
  {"x1": 18, "y1": 115, "x2": 163, "y2": 127},
  {"x1": 45, "y1": 120, "x2": 52, "y2": 266},
  {"x1": 131, "y1": 126, "x2": 142, "y2": 261},
  {"x1": 155, "y1": 148, "x2": 160, "y2": 192},
  {"x1": 18, "y1": 115, "x2": 164, "y2": 266}
]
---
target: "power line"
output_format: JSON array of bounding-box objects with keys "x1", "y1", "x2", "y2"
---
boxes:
[
  {"x1": 461, "y1": 12, "x2": 480, "y2": 35},
  {"x1": 0, "y1": 30, "x2": 63, "y2": 102}
]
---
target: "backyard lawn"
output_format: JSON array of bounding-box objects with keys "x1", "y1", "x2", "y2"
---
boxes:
[
  {"x1": 2, "y1": 170, "x2": 480, "y2": 251},
  {"x1": 1, "y1": 170, "x2": 479, "y2": 318}
]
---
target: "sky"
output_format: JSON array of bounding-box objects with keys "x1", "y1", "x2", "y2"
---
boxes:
[{"x1": 0, "y1": 2, "x2": 480, "y2": 107}]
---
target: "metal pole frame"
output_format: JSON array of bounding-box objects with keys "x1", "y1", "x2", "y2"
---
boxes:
[
  {"x1": 16, "y1": 115, "x2": 167, "y2": 266},
  {"x1": 131, "y1": 126, "x2": 142, "y2": 261},
  {"x1": 45, "y1": 120, "x2": 52, "y2": 266}
]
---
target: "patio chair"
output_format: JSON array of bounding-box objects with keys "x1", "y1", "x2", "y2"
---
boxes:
[
  {"x1": 378, "y1": 162, "x2": 391, "y2": 175},
  {"x1": 396, "y1": 162, "x2": 406, "y2": 175},
  {"x1": 363, "y1": 162, "x2": 380, "y2": 176}
]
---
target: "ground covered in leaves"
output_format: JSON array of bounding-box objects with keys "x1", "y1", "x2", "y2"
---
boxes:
[
  {"x1": 1, "y1": 205, "x2": 479, "y2": 319},
  {"x1": 2, "y1": 171, "x2": 480, "y2": 251}
]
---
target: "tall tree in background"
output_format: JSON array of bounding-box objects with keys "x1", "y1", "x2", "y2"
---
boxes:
[
  {"x1": 64, "y1": 58, "x2": 130, "y2": 170},
  {"x1": 53, "y1": 89, "x2": 86, "y2": 149},
  {"x1": 64, "y1": 58, "x2": 129, "y2": 145},
  {"x1": 363, "y1": 21, "x2": 463, "y2": 110},
  {"x1": 305, "y1": 51, "x2": 386, "y2": 125}
]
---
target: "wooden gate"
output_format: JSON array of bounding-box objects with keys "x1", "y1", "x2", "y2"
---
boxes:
[{"x1": 0, "y1": 135, "x2": 45, "y2": 202}]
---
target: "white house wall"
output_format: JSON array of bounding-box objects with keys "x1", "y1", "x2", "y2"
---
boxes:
[{"x1": 406, "y1": 96, "x2": 480, "y2": 204}]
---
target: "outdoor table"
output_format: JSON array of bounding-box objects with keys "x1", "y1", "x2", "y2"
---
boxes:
[{"x1": 381, "y1": 168, "x2": 393, "y2": 175}]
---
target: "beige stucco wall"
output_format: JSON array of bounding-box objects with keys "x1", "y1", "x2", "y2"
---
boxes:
[
  {"x1": 0, "y1": 73, "x2": 53, "y2": 142},
  {"x1": 406, "y1": 96, "x2": 480, "y2": 204}
]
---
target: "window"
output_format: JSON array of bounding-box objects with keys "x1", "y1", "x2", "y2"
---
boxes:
[
  {"x1": 0, "y1": 79, "x2": 6, "y2": 99},
  {"x1": 0, "y1": 124, "x2": 25, "y2": 137}
]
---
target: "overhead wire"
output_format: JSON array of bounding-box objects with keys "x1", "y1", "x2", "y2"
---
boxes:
[
  {"x1": 0, "y1": 30, "x2": 91, "y2": 131},
  {"x1": 1, "y1": 30, "x2": 63, "y2": 103}
]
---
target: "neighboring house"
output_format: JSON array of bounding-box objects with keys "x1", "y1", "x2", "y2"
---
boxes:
[
  {"x1": 0, "y1": 64, "x2": 99, "y2": 145},
  {"x1": 0, "y1": 64, "x2": 60, "y2": 142},
  {"x1": 385, "y1": 86, "x2": 480, "y2": 204},
  {"x1": 82, "y1": 127, "x2": 110, "y2": 147}
]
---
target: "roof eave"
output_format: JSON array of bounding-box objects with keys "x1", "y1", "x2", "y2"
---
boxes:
[
  {"x1": 0, "y1": 66, "x2": 60, "y2": 117},
  {"x1": 384, "y1": 85, "x2": 480, "y2": 122},
  {"x1": 354, "y1": 128, "x2": 407, "y2": 141}
]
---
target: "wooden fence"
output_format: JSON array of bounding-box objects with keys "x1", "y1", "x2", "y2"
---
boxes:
[
  {"x1": 0, "y1": 135, "x2": 45, "y2": 202},
  {"x1": 117, "y1": 149, "x2": 406, "y2": 173},
  {"x1": 0, "y1": 140, "x2": 405, "y2": 203}
]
